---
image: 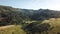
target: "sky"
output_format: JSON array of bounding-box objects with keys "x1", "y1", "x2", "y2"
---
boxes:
[{"x1": 0, "y1": 0, "x2": 60, "y2": 10}]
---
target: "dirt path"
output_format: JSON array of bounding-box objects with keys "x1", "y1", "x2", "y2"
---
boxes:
[{"x1": 0, "y1": 25, "x2": 15, "y2": 29}]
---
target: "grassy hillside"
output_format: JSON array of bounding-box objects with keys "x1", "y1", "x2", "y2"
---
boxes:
[
  {"x1": 42, "y1": 18, "x2": 60, "y2": 34},
  {"x1": 0, "y1": 18, "x2": 60, "y2": 34},
  {"x1": 0, "y1": 25, "x2": 26, "y2": 34}
]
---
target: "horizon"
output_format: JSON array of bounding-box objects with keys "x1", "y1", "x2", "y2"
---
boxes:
[
  {"x1": 0, "y1": 0, "x2": 60, "y2": 10},
  {"x1": 0, "y1": 5, "x2": 60, "y2": 11}
]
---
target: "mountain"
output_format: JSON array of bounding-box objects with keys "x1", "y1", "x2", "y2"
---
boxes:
[
  {"x1": 19, "y1": 9, "x2": 60, "y2": 20},
  {"x1": 0, "y1": 5, "x2": 60, "y2": 25}
]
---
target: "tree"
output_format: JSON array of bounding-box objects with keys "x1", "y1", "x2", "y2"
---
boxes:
[{"x1": 23, "y1": 22, "x2": 51, "y2": 34}]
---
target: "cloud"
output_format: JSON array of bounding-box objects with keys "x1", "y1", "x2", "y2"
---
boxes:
[
  {"x1": 24, "y1": 0, "x2": 60, "y2": 10},
  {"x1": 0, "y1": 0, "x2": 60, "y2": 10}
]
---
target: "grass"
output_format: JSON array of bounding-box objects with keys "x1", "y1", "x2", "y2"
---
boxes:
[
  {"x1": 42, "y1": 18, "x2": 60, "y2": 34},
  {"x1": 0, "y1": 25, "x2": 26, "y2": 34}
]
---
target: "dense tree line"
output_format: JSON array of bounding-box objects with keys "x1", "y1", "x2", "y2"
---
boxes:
[{"x1": 23, "y1": 22, "x2": 54, "y2": 34}]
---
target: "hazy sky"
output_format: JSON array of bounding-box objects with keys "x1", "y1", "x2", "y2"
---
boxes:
[{"x1": 0, "y1": 0, "x2": 60, "y2": 10}]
